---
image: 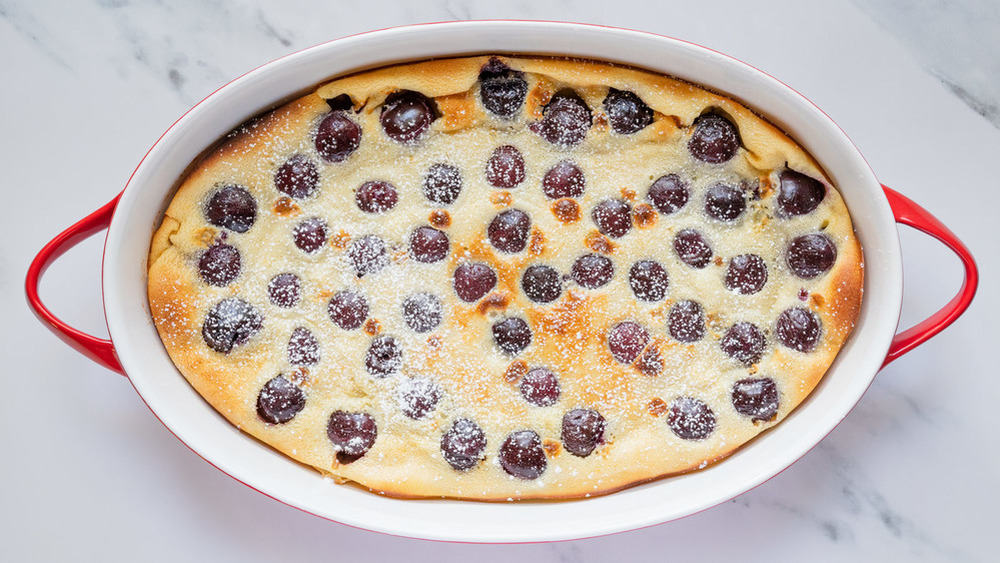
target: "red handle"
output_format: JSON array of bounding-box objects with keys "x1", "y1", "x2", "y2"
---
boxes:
[
  {"x1": 881, "y1": 185, "x2": 978, "y2": 367},
  {"x1": 25, "y1": 194, "x2": 125, "y2": 375}
]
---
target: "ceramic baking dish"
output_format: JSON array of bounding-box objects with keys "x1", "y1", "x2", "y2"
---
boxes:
[{"x1": 25, "y1": 21, "x2": 977, "y2": 542}]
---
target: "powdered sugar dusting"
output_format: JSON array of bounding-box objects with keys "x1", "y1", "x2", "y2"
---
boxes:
[{"x1": 147, "y1": 55, "x2": 863, "y2": 500}]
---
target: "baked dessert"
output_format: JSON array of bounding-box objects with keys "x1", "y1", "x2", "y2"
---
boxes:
[{"x1": 147, "y1": 55, "x2": 863, "y2": 500}]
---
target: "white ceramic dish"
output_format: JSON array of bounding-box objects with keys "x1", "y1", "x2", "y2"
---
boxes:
[{"x1": 26, "y1": 21, "x2": 977, "y2": 542}]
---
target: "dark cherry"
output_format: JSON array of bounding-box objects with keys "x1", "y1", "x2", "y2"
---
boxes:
[
  {"x1": 492, "y1": 318, "x2": 532, "y2": 355},
  {"x1": 571, "y1": 254, "x2": 614, "y2": 289},
  {"x1": 721, "y1": 322, "x2": 766, "y2": 366},
  {"x1": 453, "y1": 263, "x2": 497, "y2": 302},
  {"x1": 488, "y1": 209, "x2": 531, "y2": 253},
  {"x1": 205, "y1": 185, "x2": 257, "y2": 233},
  {"x1": 776, "y1": 307, "x2": 822, "y2": 352},
  {"x1": 531, "y1": 91, "x2": 592, "y2": 147},
  {"x1": 256, "y1": 375, "x2": 305, "y2": 424},
  {"x1": 542, "y1": 160, "x2": 585, "y2": 199},
  {"x1": 603, "y1": 88, "x2": 653, "y2": 134},
  {"x1": 293, "y1": 217, "x2": 328, "y2": 254},
  {"x1": 423, "y1": 163, "x2": 462, "y2": 205},
  {"x1": 725, "y1": 254, "x2": 768, "y2": 294},
  {"x1": 348, "y1": 235, "x2": 388, "y2": 276},
  {"x1": 607, "y1": 321, "x2": 650, "y2": 364},
  {"x1": 499, "y1": 430, "x2": 547, "y2": 480},
  {"x1": 520, "y1": 368, "x2": 560, "y2": 407},
  {"x1": 287, "y1": 327, "x2": 320, "y2": 366},
  {"x1": 667, "y1": 397, "x2": 716, "y2": 440},
  {"x1": 327, "y1": 411, "x2": 377, "y2": 462},
  {"x1": 688, "y1": 113, "x2": 740, "y2": 164},
  {"x1": 328, "y1": 290, "x2": 369, "y2": 330},
  {"x1": 441, "y1": 418, "x2": 487, "y2": 471},
  {"x1": 315, "y1": 111, "x2": 361, "y2": 163},
  {"x1": 647, "y1": 174, "x2": 689, "y2": 214},
  {"x1": 776, "y1": 170, "x2": 826, "y2": 217},
  {"x1": 274, "y1": 155, "x2": 319, "y2": 199},
  {"x1": 485, "y1": 145, "x2": 526, "y2": 188},
  {"x1": 591, "y1": 199, "x2": 632, "y2": 238},
  {"x1": 668, "y1": 300, "x2": 706, "y2": 343},
  {"x1": 268, "y1": 273, "x2": 301, "y2": 308},
  {"x1": 398, "y1": 377, "x2": 442, "y2": 420},
  {"x1": 479, "y1": 61, "x2": 528, "y2": 118},
  {"x1": 325, "y1": 94, "x2": 353, "y2": 112},
  {"x1": 673, "y1": 229, "x2": 713, "y2": 269},
  {"x1": 705, "y1": 184, "x2": 746, "y2": 222},
  {"x1": 787, "y1": 234, "x2": 837, "y2": 279},
  {"x1": 561, "y1": 409, "x2": 606, "y2": 457},
  {"x1": 409, "y1": 226, "x2": 450, "y2": 263},
  {"x1": 628, "y1": 260, "x2": 669, "y2": 301},
  {"x1": 521, "y1": 265, "x2": 562, "y2": 304},
  {"x1": 380, "y1": 90, "x2": 437, "y2": 143},
  {"x1": 202, "y1": 298, "x2": 263, "y2": 354},
  {"x1": 355, "y1": 181, "x2": 398, "y2": 214},
  {"x1": 198, "y1": 244, "x2": 241, "y2": 286},
  {"x1": 402, "y1": 292, "x2": 443, "y2": 333},
  {"x1": 732, "y1": 377, "x2": 779, "y2": 421},
  {"x1": 365, "y1": 335, "x2": 403, "y2": 378}
]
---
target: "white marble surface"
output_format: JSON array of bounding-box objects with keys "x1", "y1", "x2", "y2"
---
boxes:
[{"x1": 3, "y1": 0, "x2": 998, "y2": 560}]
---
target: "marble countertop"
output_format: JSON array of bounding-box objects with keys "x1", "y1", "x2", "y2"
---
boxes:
[{"x1": 3, "y1": 0, "x2": 997, "y2": 561}]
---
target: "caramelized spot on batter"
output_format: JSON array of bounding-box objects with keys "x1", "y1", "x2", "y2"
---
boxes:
[
  {"x1": 632, "y1": 203, "x2": 657, "y2": 228},
  {"x1": 585, "y1": 230, "x2": 617, "y2": 255},
  {"x1": 592, "y1": 112, "x2": 609, "y2": 132},
  {"x1": 648, "y1": 114, "x2": 682, "y2": 138},
  {"x1": 543, "y1": 439, "x2": 562, "y2": 457},
  {"x1": 274, "y1": 196, "x2": 300, "y2": 217},
  {"x1": 759, "y1": 175, "x2": 774, "y2": 199},
  {"x1": 536, "y1": 289, "x2": 600, "y2": 337},
  {"x1": 810, "y1": 293, "x2": 826, "y2": 309},
  {"x1": 504, "y1": 359, "x2": 528, "y2": 384},
  {"x1": 714, "y1": 256, "x2": 724, "y2": 267},
  {"x1": 551, "y1": 198, "x2": 581, "y2": 223},
  {"x1": 529, "y1": 228, "x2": 546, "y2": 255},
  {"x1": 427, "y1": 335, "x2": 442, "y2": 349},
  {"x1": 635, "y1": 344, "x2": 663, "y2": 376},
  {"x1": 288, "y1": 367, "x2": 310, "y2": 386},
  {"x1": 196, "y1": 227, "x2": 218, "y2": 247},
  {"x1": 329, "y1": 229, "x2": 351, "y2": 250},
  {"x1": 435, "y1": 91, "x2": 478, "y2": 131},
  {"x1": 391, "y1": 247, "x2": 409, "y2": 263},
  {"x1": 619, "y1": 187, "x2": 637, "y2": 201},
  {"x1": 429, "y1": 209, "x2": 451, "y2": 228},
  {"x1": 476, "y1": 291, "x2": 511, "y2": 315},
  {"x1": 490, "y1": 191, "x2": 513, "y2": 207},
  {"x1": 363, "y1": 318, "x2": 381, "y2": 336},
  {"x1": 706, "y1": 312, "x2": 723, "y2": 331},
  {"x1": 647, "y1": 398, "x2": 668, "y2": 417}
]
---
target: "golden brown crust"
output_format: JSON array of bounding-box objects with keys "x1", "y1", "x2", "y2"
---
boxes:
[{"x1": 148, "y1": 55, "x2": 863, "y2": 500}]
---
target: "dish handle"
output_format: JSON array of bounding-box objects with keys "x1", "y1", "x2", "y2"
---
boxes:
[
  {"x1": 881, "y1": 185, "x2": 978, "y2": 367},
  {"x1": 25, "y1": 194, "x2": 125, "y2": 375}
]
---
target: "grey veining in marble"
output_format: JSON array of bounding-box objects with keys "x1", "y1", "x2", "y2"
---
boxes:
[{"x1": 852, "y1": 0, "x2": 1000, "y2": 127}]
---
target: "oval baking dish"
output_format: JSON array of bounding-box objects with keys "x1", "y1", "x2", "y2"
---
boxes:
[{"x1": 25, "y1": 22, "x2": 977, "y2": 542}]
